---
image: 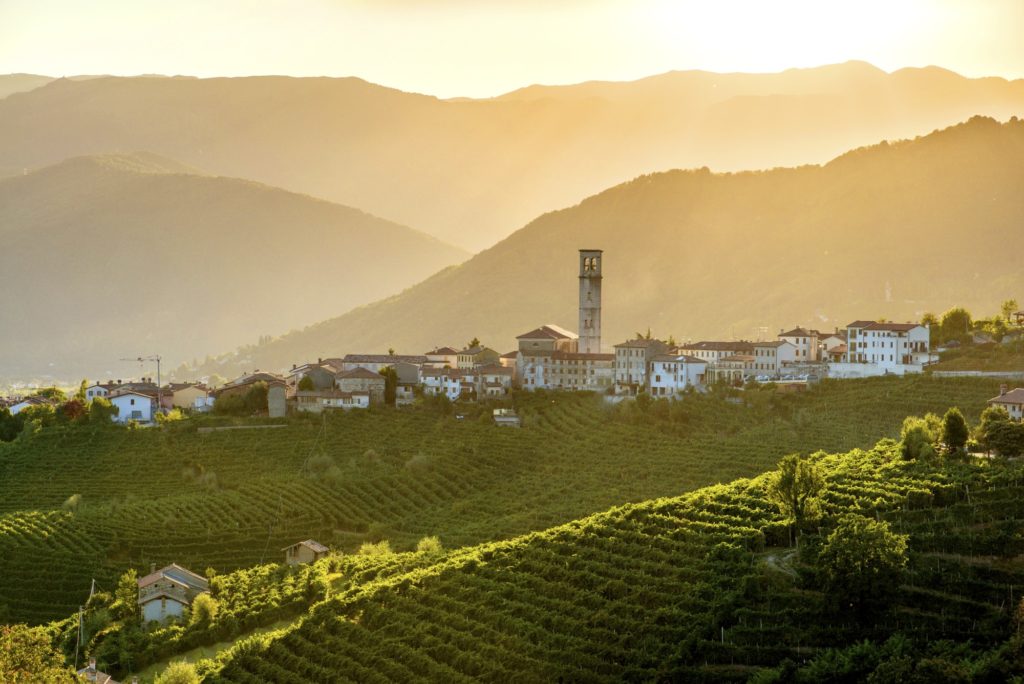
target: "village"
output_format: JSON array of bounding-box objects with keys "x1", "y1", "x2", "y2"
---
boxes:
[{"x1": 3, "y1": 249, "x2": 1024, "y2": 426}]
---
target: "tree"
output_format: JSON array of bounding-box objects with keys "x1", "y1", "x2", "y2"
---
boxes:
[
  {"x1": 379, "y1": 367, "x2": 397, "y2": 406},
  {"x1": 818, "y1": 515, "x2": 908, "y2": 616},
  {"x1": 941, "y1": 407, "x2": 969, "y2": 455},
  {"x1": 1002, "y1": 299, "x2": 1019, "y2": 322},
  {"x1": 297, "y1": 375, "x2": 315, "y2": 391},
  {"x1": 767, "y1": 454, "x2": 824, "y2": 539},
  {"x1": 33, "y1": 387, "x2": 66, "y2": 403},
  {"x1": 75, "y1": 379, "x2": 88, "y2": 402},
  {"x1": 939, "y1": 307, "x2": 972, "y2": 343},
  {"x1": 0, "y1": 624, "x2": 75, "y2": 683},
  {"x1": 58, "y1": 398, "x2": 86, "y2": 422},
  {"x1": 899, "y1": 413, "x2": 941, "y2": 461},
  {"x1": 88, "y1": 397, "x2": 118, "y2": 423},
  {"x1": 976, "y1": 405, "x2": 1024, "y2": 458},
  {"x1": 111, "y1": 569, "x2": 139, "y2": 621},
  {"x1": 154, "y1": 661, "x2": 200, "y2": 684},
  {"x1": 466, "y1": 337, "x2": 481, "y2": 349},
  {"x1": 0, "y1": 407, "x2": 21, "y2": 442},
  {"x1": 189, "y1": 593, "x2": 219, "y2": 627},
  {"x1": 416, "y1": 536, "x2": 443, "y2": 555},
  {"x1": 921, "y1": 312, "x2": 939, "y2": 346}
]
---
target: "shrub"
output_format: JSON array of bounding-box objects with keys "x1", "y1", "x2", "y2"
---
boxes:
[
  {"x1": 416, "y1": 536, "x2": 443, "y2": 555},
  {"x1": 154, "y1": 660, "x2": 200, "y2": 684}
]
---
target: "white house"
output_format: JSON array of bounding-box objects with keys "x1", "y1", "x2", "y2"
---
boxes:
[
  {"x1": 831, "y1": 321, "x2": 932, "y2": 377},
  {"x1": 751, "y1": 340, "x2": 797, "y2": 376},
  {"x1": 477, "y1": 364, "x2": 514, "y2": 397},
  {"x1": 84, "y1": 382, "x2": 118, "y2": 402},
  {"x1": 422, "y1": 368, "x2": 476, "y2": 401},
  {"x1": 778, "y1": 327, "x2": 820, "y2": 362},
  {"x1": 649, "y1": 355, "x2": 708, "y2": 396},
  {"x1": 613, "y1": 338, "x2": 670, "y2": 394},
  {"x1": 424, "y1": 347, "x2": 459, "y2": 369},
  {"x1": 294, "y1": 390, "x2": 370, "y2": 413},
  {"x1": 137, "y1": 564, "x2": 209, "y2": 623},
  {"x1": 108, "y1": 390, "x2": 157, "y2": 423},
  {"x1": 989, "y1": 386, "x2": 1024, "y2": 422},
  {"x1": 675, "y1": 341, "x2": 755, "y2": 364},
  {"x1": 8, "y1": 395, "x2": 55, "y2": 416}
]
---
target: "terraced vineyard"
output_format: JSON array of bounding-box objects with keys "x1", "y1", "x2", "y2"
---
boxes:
[
  {"x1": 0, "y1": 376, "x2": 1004, "y2": 625},
  {"x1": 197, "y1": 443, "x2": 1024, "y2": 682}
]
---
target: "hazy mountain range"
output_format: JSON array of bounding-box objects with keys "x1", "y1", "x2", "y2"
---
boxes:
[
  {"x1": 187, "y1": 117, "x2": 1024, "y2": 379},
  {"x1": 1, "y1": 62, "x2": 1022, "y2": 250},
  {"x1": 0, "y1": 153, "x2": 467, "y2": 380}
]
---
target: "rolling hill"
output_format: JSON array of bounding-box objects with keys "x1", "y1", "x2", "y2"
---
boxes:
[
  {"x1": 192, "y1": 116, "x2": 1024, "y2": 378},
  {"x1": 0, "y1": 62, "x2": 1022, "y2": 249},
  {"x1": 0, "y1": 153, "x2": 467, "y2": 380}
]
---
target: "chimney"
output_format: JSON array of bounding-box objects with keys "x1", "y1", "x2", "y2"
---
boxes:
[
  {"x1": 1001, "y1": 384, "x2": 1008, "y2": 396},
  {"x1": 87, "y1": 658, "x2": 97, "y2": 681}
]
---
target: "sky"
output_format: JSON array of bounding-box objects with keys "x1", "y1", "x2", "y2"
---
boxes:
[{"x1": 2, "y1": 0, "x2": 1023, "y2": 98}]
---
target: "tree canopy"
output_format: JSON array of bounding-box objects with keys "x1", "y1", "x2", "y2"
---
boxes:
[{"x1": 818, "y1": 515, "x2": 909, "y2": 617}]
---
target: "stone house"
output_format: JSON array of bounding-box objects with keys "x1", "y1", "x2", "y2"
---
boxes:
[
  {"x1": 137, "y1": 563, "x2": 209, "y2": 623},
  {"x1": 335, "y1": 367, "x2": 386, "y2": 404},
  {"x1": 282, "y1": 539, "x2": 329, "y2": 565}
]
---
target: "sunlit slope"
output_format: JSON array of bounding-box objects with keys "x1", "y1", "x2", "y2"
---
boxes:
[
  {"x1": 208, "y1": 440, "x2": 1024, "y2": 682},
  {"x1": 0, "y1": 153, "x2": 467, "y2": 379},
  {"x1": 207, "y1": 116, "x2": 1024, "y2": 376},
  {"x1": 0, "y1": 63, "x2": 1021, "y2": 248},
  {"x1": 0, "y1": 376, "x2": 1001, "y2": 624}
]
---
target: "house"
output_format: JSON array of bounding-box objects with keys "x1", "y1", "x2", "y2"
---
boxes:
[
  {"x1": 162, "y1": 382, "x2": 208, "y2": 410},
  {"x1": 833, "y1": 321, "x2": 932, "y2": 377},
  {"x1": 706, "y1": 354, "x2": 756, "y2": 385},
  {"x1": 499, "y1": 351, "x2": 518, "y2": 368},
  {"x1": 989, "y1": 385, "x2": 1024, "y2": 422},
  {"x1": 335, "y1": 367, "x2": 386, "y2": 404},
  {"x1": 8, "y1": 395, "x2": 57, "y2": 416},
  {"x1": 648, "y1": 354, "x2": 708, "y2": 396},
  {"x1": 477, "y1": 364, "x2": 514, "y2": 397},
  {"x1": 424, "y1": 346, "x2": 459, "y2": 369},
  {"x1": 751, "y1": 340, "x2": 797, "y2": 376},
  {"x1": 393, "y1": 361, "x2": 421, "y2": 405},
  {"x1": 214, "y1": 373, "x2": 289, "y2": 417},
  {"x1": 108, "y1": 390, "x2": 157, "y2": 423},
  {"x1": 457, "y1": 345, "x2": 500, "y2": 369},
  {"x1": 422, "y1": 368, "x2": 477, "y2": 401},
  {"x1": 675, "y1": 341, "x2": 756, "y2": 364},
  {"x1": 613, "y1": 338, "x2": 670, "y2": 394},
  {"x1": 818, "y1": 330, "x2": 846, "y2": 355},
  {"x1": 294, "y1": 390, "x2": 370, "y2": 413},
  {"x1": 287, "y1": 360, "x2": 341, "y2": 390},
  {"x1": 332, "y1": 354, "x2": 428, "y2": 374},
  {"x1": 493, "y1": 408, "x2": 521, "y2": 427},
  {"x1": 84, "y1": 381, "x2": 119, "y2": 402},
  {"x1": 137, "y1": 563, "x2": 209, "y2": 623},
  {"x1": 283, "y1": 539, "x2": 329, "y2": 565},
  {"x1": 77, "y1": 657, "x2": 119, "y2": 683},
  {"x1": 778, "y1": 327, "x2": 820, "y2": 362}
]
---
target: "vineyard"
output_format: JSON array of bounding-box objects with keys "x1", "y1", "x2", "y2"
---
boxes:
[
  {"x1": 199, "y1": 442, "x2": 1024, "y2": 682},
  {"x1": 0, "y1": 375, "x2": 1004, "y2": 628}
]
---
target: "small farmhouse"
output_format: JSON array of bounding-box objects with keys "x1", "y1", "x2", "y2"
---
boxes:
[
  {"x1": 989, "y1": 386, "x2": 1024, "y2": 422},
  {"x1": 77, "y1": 657, "x2": 119, "y2": 683},
  {"x1": 137, "y1": 563, "x2": 209, "y2": 623},
  {"x1": 335, "y1": 367, "x2": 386, "y2": 404},
  {"x1": 283, "y1": 539, "x2": 329, "y2": 565},
  {"x1": 108, "y1": 390, "x2": 157, "y2": 423}
]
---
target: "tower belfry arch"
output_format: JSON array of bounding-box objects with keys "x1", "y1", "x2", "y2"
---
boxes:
[{"x1": 578, "y1": 249, "x2": 603, "y2": 354}]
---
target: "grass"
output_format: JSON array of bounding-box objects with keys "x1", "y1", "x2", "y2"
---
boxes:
[
  {"x1": 0, "y1": 375, "x2": 1004, "y2": 626},
  {"x1": 930, "y1": 339, "x2": 1024, "y2": 372}
]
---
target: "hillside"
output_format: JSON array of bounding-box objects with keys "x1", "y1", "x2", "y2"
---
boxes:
[
  {"x1": 196, "y1": 117, "x2": 1024, "y2": 377},
  {"x1": 0, "y1": 153, "x2": 467, "y2": 380},
  {"x1": 0, "y1": 376, "x2": 1002, "y2": 626},
  {"x1": 0, "y1": 63, "x2": 1022, "y2": 248},
  {"x1": 0, "y1": 73, "x2": 53, "y2": 101}
]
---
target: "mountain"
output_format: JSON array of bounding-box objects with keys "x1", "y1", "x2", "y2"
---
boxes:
[
  {"x1": 0, "y1": 73, "x2": 53, "y2": 101},
  {"x1": 0, "y1": 63, "x2": 1022, "y2": 249},
  {"x1": 192, "y1": 117, "x2": 1024, "y2": 377},
  {"x1": 0, "y1": 153, "x2": 467, "y2": 380}
]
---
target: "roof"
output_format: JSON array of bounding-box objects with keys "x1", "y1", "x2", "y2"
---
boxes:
[
  {"x1": 477, "y1": 364, "x2": 513, "y2": 375},
  {"x1": 863, "y1": 322, "x2": 923, "y2": 332},
  {"x1": 516, "y1": 324, "x2": 577, "y2": 340},
  {"x1": 425, "y1": 346, "x2": 459, "y2": 356},
  {"x1": 137, "y1": 563, "x2": 209, "y2": 592},
  {"x1": 108, "y1": 390, "x2": 157, "y2": 400},
  {"x1": 295, "y1": 390, "x2": 368, "y2": 399},
  {"x1": 614, "y1": 338, "x2": 668, "y2": 349},
  {"x1": 341, "y1": 354, "x2": 428, "y2": 364},
  {"x1": 222, "y1": 372, "x2": 288, "y2": 389},
  {"x1": 336, "y1": 367, "x2": 385, "y2": 381},
  {"x1": 500, "y1": 351, "x2": 519, "y2": 359},
  {"x1": 990, "y1": 388, "x2": 1024, "y2": 405},
  {"x1": 459, "y1": 345, "x2": 497, "y2": 356},
  {"x1": 846, "y1": 320, "x2": 877, "y2": 329},
  {"x1": 652, "y1": 354, "x2": 706, "y2": 364},
  {"x1": 166, "y1": 382, "x2": 207, "y2": 392},
  {"x1": 779, "y1": 327, "x2": 816, "y2": 338},
  {"x1": 76, "y1": 665, "x2": 118, "y2": 684},
  {"x1": 819, "y1": 332, "x2": 846, "y2": 341},
  {"x1": 718, "y1": 354, "x2": 756, "y2": 363},
  {"x1": 677, "y1": 341, "x2": 756, "y2": 352},
  {"x1": 552, "y1": 351, "x2": 614, "y2": 361},
  {"x1": 282, "y1": 539, "x2": 329, "y2": 553},
  {"x1": 753, "y1": 340, "x2": 791, "y2": 348},
  {"x1": 828, "y1": 343, "x2": 849, "y2": 354}
]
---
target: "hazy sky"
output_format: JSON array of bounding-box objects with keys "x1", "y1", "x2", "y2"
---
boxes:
[{"x1": 2, "y1": 0, "x2": 1023, "y2": 97}]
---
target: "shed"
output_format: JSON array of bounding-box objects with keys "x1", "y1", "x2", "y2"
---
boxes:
[{"x1": 283, "y1": 539, "x2": 330, "y2": 565}]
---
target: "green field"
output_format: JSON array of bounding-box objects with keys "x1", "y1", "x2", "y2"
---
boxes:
[{"x1": 0, "y1": 376, "x2": 1004, "y2": 628}]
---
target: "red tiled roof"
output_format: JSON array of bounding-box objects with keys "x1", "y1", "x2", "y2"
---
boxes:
[
  {"x1": 990, "y1": 388, "x2": 1024, "y2": 405},
  {"x1": 516, "y1": 324, "x2": 577, "y2": 340}
]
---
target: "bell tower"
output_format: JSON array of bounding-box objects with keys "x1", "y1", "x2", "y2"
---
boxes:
[{"x1": 578, "y1": 249, "x2": 603, "y2": 354}]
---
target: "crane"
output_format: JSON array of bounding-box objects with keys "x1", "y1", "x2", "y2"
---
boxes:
[{"x1": 120, "y1": 355, "x2": 163, "y2": 412}]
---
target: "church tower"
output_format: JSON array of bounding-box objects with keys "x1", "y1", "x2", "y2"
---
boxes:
[{"x1": 578, "y1": 249, "x2": 603, "y2": 354}]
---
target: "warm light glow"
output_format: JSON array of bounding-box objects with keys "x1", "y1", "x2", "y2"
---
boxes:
[{"x1": 0, "y1": 0, "x2": 1022, "y2": 97}]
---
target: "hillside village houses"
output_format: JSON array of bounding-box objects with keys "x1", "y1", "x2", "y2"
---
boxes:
[
  {"x1": 989, "y1": 385, "x2": 1024, "y2": 422},
  {"x1": 136, "y1": 563, "x2": 209, "y2": 623},
  {"x1": 11, "y1": 249, "x2": 966, "y2": 422}
]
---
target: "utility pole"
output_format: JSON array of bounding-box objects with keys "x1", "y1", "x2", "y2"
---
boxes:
[{"x1": 121, "y1": 355, "x2": 163, "y2": 414}]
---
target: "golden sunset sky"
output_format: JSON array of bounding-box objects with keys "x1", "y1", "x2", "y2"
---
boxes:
[{"x1": 1, "y1": 0, "x2": 1022, "y2": 97}]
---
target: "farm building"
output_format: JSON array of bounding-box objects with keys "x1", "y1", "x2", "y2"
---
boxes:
[
  {"x1": 283, "y1": 539, "x2": 329, "y2": 565},
  {"x1": 137, "y1": 563, "x2": 209, "y2": 623}
]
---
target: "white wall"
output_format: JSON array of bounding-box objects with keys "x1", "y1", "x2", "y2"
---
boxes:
[{"x1": 109, "y1": 394, "x2": 154, "y2": 423}]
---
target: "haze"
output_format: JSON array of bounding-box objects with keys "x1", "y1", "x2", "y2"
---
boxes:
[{"x1": 2, "y1": 0, "x2": 1024, "y2": 97}]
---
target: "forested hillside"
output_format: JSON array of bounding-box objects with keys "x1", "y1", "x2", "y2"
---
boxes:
[
  {"x1": 194, "y1": 117, "x2": 1024, "y2": 378},
  {"x1": 0, "y1": 153, "x2": 467, "y2": 380},
  {"x1": 1, "y1": 63, "x2": 1021, "y2": 248}
]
